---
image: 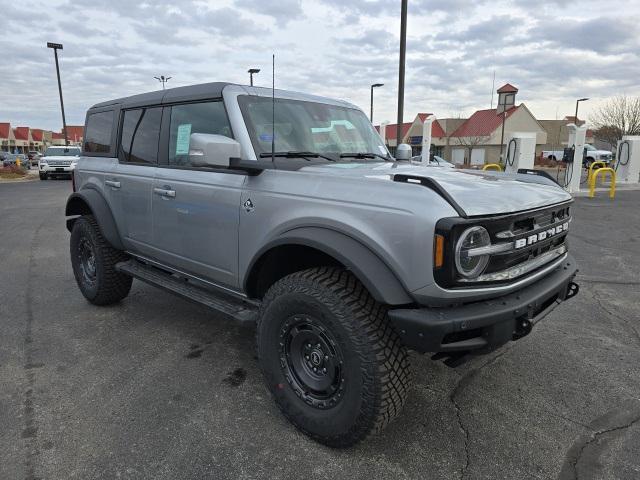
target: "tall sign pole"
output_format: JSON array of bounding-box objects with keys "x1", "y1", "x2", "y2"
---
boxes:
[
  {"x1": 396, "y1": 0, "x2": 408, "y2": 144},
  {"x1": 47, "y1": 42, "x2": 68, "y2": 147}
]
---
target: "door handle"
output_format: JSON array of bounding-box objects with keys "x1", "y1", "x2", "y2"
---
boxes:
[
  {"x1": 105, "y1": 180, "x2": 121, "y2": 188},
  {"x1": 153, "y1": 187, "x2": 176, "y2": 198}
]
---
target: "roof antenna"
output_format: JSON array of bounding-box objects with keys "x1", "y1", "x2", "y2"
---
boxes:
[{"x1": 271, "y1": 53, "x2": 275, "y2": 164}]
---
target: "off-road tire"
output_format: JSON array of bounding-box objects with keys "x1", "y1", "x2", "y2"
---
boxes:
[
  {"x1": 257, "y1": 267, "x2": 411, "y2": 448},
  {"x1": 70, "y1": 215, "x2": 132, "y2": 305}
]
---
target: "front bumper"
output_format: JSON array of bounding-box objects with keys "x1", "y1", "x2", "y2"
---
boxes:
[
  {"x1": 388, "y1": 254, "x2": 578, "y2": 354},
  {"x1": 41, "y1": 164, "x2": 75, "y2": 174}
]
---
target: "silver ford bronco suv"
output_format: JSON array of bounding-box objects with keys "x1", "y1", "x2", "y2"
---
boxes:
[{"x1": 66, "y1": 82, "x2": 579, "y2": 447}]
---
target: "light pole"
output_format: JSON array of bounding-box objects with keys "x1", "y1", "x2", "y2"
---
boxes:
[
  {"x1": 47, "y1": 42, "x2": 68, "y2": 147},
  {"x1": 370, "y1": 83, "x2": 383, "y2": 122},
  {"x1": 396, "y1": 0, "x2": 408, "y2": 143},
  {"x1": 248, "y1": 68, "x2": 260, "y2": 86},
  {"x1": 574, "y1": 97, "x2": 589, "y2": 125},
  {"x1": 154, "y1": 75, "x2": 172, "y2": 90}
]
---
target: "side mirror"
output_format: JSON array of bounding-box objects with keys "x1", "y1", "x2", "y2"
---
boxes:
[
  {"x1": 188, "y1": 133, "x2": 241, "y2": 168},
  {"x1": 395, "y1": 143, "x2": 412, "y2": 160}
]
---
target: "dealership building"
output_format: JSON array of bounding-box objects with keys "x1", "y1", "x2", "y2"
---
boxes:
[
  {"x1": 377, "y1": 84, "x2": 596, "y2": 166},
  {"x1": 0, "y1": 123, "x2": 83, "y2": 153}
]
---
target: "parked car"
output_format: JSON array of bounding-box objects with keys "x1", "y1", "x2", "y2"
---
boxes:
[
  {"x1": 39, "y1": 146, "x2": 81, "y2": 180},
  {"x1": 542, "y1": 144, "x2": 612, "y2": 167},
  {"x1": 65, "y1": 82, "x2": 579, "y2": 447},
  {"x1": 28, "y1": 150, "x2": 41, "y2": 167},
  {"x1": 2, "y1": 153, "x2": 28, "y2": 168}
]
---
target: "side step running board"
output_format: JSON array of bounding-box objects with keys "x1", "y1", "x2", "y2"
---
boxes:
[{"x1": 116, "y1": 260, "x2": 258, "y2": 323}]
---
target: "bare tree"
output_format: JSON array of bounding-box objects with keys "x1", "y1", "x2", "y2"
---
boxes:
[
  {"x1": 453, "y1": 136, "x2": 490, "y2": 166},
  {"x1": 590, "y1": 95, "x2": 640, "y2": 146},
  {"x1": 593, "y1": 125, "x2": 622, "y2": 150}
]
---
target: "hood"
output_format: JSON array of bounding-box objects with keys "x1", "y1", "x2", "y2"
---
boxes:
[{"x1": 301, "y1": 162, "x2": 572, "y2": 217}]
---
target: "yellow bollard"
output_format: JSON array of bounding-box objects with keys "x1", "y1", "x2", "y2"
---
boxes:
[
  {"x1": 16, "y1": 158, "x2": 21, "y2": 167},
  {"x1": 587, "y1": 161, "x2": 607, "y2": 185},
  {"x1": 589, "y1": 167, "x2": 616, "y2": 199},
  {"x1": 482, "y1": 163, "x2": 502, "y2": 172}
]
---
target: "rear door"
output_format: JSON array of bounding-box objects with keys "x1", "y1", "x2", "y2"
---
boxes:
[
  {"x1": 151, "y1": 100, "x2": 245, "y2": 288},
  {"x1": 108, "y1": 106, "x2": 162, "y2": 256}
]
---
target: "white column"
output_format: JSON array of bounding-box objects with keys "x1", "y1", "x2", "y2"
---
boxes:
[
  {"x1": 616, "y1": 136, "x2": 640, "y2": 184},
  {"x1": 421, "y1": 116, "x2": 434, "y2": 163},
  {"x1": 504, "y1": 132, "x2": 536, "y2": 174},
  {"x1": 566, "y1": 123, "x2": 586, "y2": 193}
]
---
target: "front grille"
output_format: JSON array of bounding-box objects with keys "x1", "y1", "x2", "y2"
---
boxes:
[
  {"x1": 47, "y1": 160, "x2": 72, "y2": 166},
  {"x1": 434, "y1": 202, "x2": 572, "y2": 288}
]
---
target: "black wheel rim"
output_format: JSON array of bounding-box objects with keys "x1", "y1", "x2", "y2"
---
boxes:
[
  {"x1": 279, "y1": 315, "x2": 345, "y2": 410},
  {"x1": 77, "y1": 237, "x2": 97, "y2": 286}
]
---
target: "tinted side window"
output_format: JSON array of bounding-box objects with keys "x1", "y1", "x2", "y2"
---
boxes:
[
  {"x1": 119, "y1": 107, "x2": 162, "y2": 164},
  {"x1": 84, "y1": 111, "x2": 113, "y2": 153},
  {"x1": 168, "y1": 101, "x2": 232, "y2": 167}
]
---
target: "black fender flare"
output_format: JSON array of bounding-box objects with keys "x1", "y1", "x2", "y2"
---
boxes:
[
  {"x1": 245, "y1": 227, "x2": 413, "y2": 306},
  {"x1": 65, "y1": 189, "x2": 124, "y2": 251}
]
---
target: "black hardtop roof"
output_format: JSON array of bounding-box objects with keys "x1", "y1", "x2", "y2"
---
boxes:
[{"x1": 89, "y1": 82, "x2": 236, "y2": 110}]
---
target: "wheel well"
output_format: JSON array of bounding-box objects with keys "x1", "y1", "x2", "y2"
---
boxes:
[
  {"x1": 66, "y1": 196, "x2": 92, "y2": 217},
  {"x1": 246, "y1": 245, "x2": 342, "y2": 299}
]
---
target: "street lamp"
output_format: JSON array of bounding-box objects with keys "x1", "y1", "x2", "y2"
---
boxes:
[
  {"x1": 248, "y1": 68, "x2": 260, "y2": 86},
  {"x1": 574, "y1": 97, "x2": 589, "y2": 125},
  {"x1": 370, "y1": 83, "x2": 384, "y2": 122},
  {"x1": 154, "y1": 75, "x2": 172, "y2": 89},
  {"x1": 46, "y1": 42, "x2": 68, "y2": 147}
]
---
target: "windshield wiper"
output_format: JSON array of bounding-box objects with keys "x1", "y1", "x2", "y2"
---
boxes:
[
  {"x1": 259, "y1": 151, "x2": 335, "y2": 162},
  {"x1": 339, "y1": 152, "x2": 393, "y2": 162}
]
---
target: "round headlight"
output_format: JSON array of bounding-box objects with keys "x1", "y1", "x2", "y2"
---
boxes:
[{"x1": 455, "y1": 226, "x2": 491, "y2": 278}]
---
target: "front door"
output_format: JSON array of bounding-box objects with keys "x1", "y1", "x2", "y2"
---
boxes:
[{"x1": 150, "y1": 100, "x2": 244, "y2": 289}]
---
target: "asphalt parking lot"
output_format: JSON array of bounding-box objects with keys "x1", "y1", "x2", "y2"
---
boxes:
[{"x1": 1, "y1": 179, "x2": 639, "y2": 480}]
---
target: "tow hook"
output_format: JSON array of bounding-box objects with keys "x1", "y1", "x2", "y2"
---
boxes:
[{"x1": 565, "y1": 282, "x2": 579, "y2": 300}]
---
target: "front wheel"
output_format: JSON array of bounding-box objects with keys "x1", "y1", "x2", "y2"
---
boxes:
[
  {"x1": 39, "y1": 172, "x2": 48, "y2": 180},
  {"x1": 257, "y1": 267, "x2": 411, "y2": 447},
  {"x1": 70, "y1": 215, "x2": 132, "y2": 305}
]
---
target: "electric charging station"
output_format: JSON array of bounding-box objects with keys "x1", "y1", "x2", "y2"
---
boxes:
[
  {"x1": 615, "y1": 135, "x2": 640, "y2": 184},
  {"x1": 503, "y1": 132, "x2": 536, "y2": 174},
  {"x1": 563, "y1": 124, "x2": 586, "y2": 193}
]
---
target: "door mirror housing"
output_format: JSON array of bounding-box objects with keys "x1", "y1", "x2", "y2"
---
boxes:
[
  {"x1": 395, "y1": 143, "x2": 412, "y2": 160},
  {"x1": 188, "y1": 133, "x2": 241, "y2": 168}
]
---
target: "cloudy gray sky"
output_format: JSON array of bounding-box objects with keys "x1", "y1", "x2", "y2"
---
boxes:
[{"x1": 1, "y1": 0, "x2": 639, "y2": 130}]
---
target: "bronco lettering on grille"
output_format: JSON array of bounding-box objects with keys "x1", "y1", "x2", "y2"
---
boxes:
[{"x1": 514, "y1": 222, "x2": 569, "y2": 249}]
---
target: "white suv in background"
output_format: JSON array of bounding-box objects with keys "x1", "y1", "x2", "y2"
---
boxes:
[{"x1": 39, "y1": 146, "x2": 81, "y2": 180}]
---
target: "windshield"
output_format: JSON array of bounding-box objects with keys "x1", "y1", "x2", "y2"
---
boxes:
[
  {"x1": 238, "y1": 96, "x2": 388, "y2": 159},
  {"x1": 44, "y1": 147, "x2": 81, "y2": 156},
  {"x1": 584, "y1": 144, "x2": 596, "y2": 151}
]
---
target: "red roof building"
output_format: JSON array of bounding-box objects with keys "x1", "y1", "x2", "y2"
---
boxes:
[
  {"x1": 14, "y1": 127, "x2": 30, "y2": 141},
  {"x1": 497, "y1": 83, "x2": 518, "y2": 94},
  {"x1": 0, "y1": 122, "x2": 10, "y2": 139},
  {"x1": 63, "y1": 126, "x2": 84, "y2": 143},
  {"x1": 449, "y1": 106, "x2": 518, "y2": 138},
  {"x1": 31, "y1": 129, "x2": 44, "y2": 142}
]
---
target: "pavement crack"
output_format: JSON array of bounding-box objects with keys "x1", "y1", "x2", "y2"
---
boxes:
[
  {"x1": 22, "y1": 219, "x2": 46, "y2": 480},
  {"x1": 569, "y1": 415, "x2": 640, "y2": 480},
  {"x1": 448, "y1": 347, "x2": 511, "y2": 479}
]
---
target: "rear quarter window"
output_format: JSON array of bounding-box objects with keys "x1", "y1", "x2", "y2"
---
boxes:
[{"x1": 84, "y1": 110, "x2": 114, "y2": 154}]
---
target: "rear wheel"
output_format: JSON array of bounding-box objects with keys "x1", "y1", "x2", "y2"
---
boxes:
[
  {"x1": 257, "y1": 267, "x2": 411, "y2": 447},
  {"x1": 70, "y1": 215, "x2": 132, "y2": 305}
]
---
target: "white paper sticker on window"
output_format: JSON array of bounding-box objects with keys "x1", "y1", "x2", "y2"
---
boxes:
[{"x1": 176, "y1": 124, "x2": 192, "y2": 155}]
